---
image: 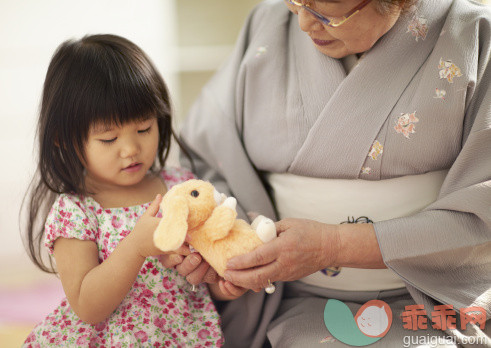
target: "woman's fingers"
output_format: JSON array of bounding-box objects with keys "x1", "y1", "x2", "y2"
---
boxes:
[
  {"x1": 158, "y1": 245, "x2": 190, "y2": 268},
  {"x1": 164, "y1": 251, "x2": 219, "y2": 285},
  {"x1": 202, "y1": 266, "x2": 219, "y2": 284},
  {"x1": 226, "y1": 239, "x2": 279, "y2": 270},
  {"x1": 159, "y1": 253, "x2": 184, "y2": 268},
  {"x1": 224, "y1": 260, "x2": 280, "y2": 289},
  {"x1": 223, "y1": 280, "x2": 247, "y2": 297},
  {"x1": 218, "y1": 280, "x2": 232, "y2": 297},
  {"x1": 185, "y1": 261, "x2": 210, "y2": 285},
  {"x1": 175, "y1": 244, "x2": 191, "y2": 256},
  {"x1": 176, "y1": 253, "x2": 202, "y2": 277}
]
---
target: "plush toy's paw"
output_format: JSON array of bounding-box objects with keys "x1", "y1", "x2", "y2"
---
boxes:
[
  {"x1": 213, "y1": 189, "x2": 227, "y2": 205},
  {"x1": 255, "y1": 218, "x2": 276, "y2": 243},
  {"x1": 221, "y1": 197, "x2": 237, "y2": 211},
  {"x1": 250, "y1": 214, "x2": 270, "y2": 230}
]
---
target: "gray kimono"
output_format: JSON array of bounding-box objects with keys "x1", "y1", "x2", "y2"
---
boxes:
[{"x1": 180, "y1": 0, "x2": 491, "y2": 346}]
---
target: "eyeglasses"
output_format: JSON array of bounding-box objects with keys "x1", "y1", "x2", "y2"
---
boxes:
[{"x1": 286, "y1": 0, "x2": 373, "y2": 27}]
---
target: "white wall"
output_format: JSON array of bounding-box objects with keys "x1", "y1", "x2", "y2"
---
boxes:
[{"x1": 0, "y1": 0, "x2": 177, "y2": 267}]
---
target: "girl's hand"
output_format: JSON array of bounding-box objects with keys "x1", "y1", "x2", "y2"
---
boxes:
[
  {"x1": 132, "y1": 194, "x2": 190, "y2": 259},
  {"x1": 159, "y1": 252, "x2": 219, "y2": 285},
  {"x1": 223, "y1": 218, "x2": 339, "y2": 290},
  {"x1": 131, "y1": 194, "x2": 164, "y2": 258}
]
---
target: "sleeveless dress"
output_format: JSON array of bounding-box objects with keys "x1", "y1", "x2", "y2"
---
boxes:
[{"x1": 23, "y1": 167, "x2": 223, "y2": 348}]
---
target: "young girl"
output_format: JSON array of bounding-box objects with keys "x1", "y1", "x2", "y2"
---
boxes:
[{"x1": 23, "y1": 34, "x2": 244, "y2": 347}]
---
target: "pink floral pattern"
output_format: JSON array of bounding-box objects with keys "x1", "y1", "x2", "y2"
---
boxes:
[
  {"x1": 407, "y1": 15, "x2": 428, "y2": 41},
  {"x1": 24, "y1": 167, "x2": 223, "y2": 347},
  {"x1": 394, "y1": 112, "x2": 419, "y2": 139}
]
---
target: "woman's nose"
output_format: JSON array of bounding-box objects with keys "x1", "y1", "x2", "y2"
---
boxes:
[{"x1": 297, "y1": 8, "x2": 324, "y2": 32}]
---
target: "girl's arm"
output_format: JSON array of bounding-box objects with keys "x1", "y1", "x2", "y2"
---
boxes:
[
  {"x1": 54, "y1": 195, "x2": 187, "y2": 324},
  {"x1": 54, "y1": 234, "x2": 146, "y2": 324}
]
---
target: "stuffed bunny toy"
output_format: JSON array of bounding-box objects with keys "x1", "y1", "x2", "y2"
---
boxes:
[{"x1": 153, "y1": 179, "x2": 277, "y2": 282}]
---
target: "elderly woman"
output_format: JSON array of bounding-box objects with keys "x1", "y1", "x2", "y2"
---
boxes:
[{"x1": 165, "y1": 0, "x2": 491, "y2": 346}]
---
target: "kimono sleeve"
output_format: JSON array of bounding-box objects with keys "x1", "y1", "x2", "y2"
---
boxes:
[
  {"x1": 179, "y1": 1, "x2": 277, "y2": 221},
  {"x1": 374, "y1": 64, "x2": 491, "y2": 315},
  {"x1": 44, "y1": 195, "x2": 98, "y2": 255}
]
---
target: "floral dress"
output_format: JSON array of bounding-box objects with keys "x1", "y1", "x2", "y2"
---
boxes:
[{"x1": 24, "y1": 167, "x2": 223, "y2": 348}]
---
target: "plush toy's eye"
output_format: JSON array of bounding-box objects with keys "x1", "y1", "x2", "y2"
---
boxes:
[{"x1": 190, "y1": 190, "x2": 199, "y2": 198}]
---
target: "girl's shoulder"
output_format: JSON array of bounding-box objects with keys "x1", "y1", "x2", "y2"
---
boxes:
[
  {"x1": 50, "y1": 192, "x2": 96, "y2": 215},
  {"x1": 52, "y1": 192, "x2": 101, "y2": 215},
  {"x1": 44, "y1": 193, "x2": 98, "y2": 254},
  {"x1": 159, "y1": 166, "x2": 196, "y2": 189}
]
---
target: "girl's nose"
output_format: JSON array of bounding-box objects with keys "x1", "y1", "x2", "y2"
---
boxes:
[
  {"x1": 297, "y1": 8, "x2": 324, "y2": 32},
  {"x1": 120, "y1": 139, "x2": 140, "y2": 158}
]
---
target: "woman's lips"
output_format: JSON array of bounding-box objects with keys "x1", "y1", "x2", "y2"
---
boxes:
[
  {"x1": 312, "y1": 38, "x2": 336, "y2": 46},
  {"x1": 123, "y1": 163, "x2": 143, "y2": 172}
]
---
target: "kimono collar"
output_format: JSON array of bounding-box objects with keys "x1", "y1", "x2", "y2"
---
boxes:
[{"x1": 289, "y1": 0, "x2": 453, "y2": 178}]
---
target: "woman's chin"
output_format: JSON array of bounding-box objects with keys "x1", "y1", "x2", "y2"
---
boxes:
[
  {"x1": 315, "y1": 44, "x2": 350, "y2": 59},
  {"x1": 320, "y1": 49, "x2": 350, "y2": 59},
  {"x1": 319, "y1": 47, "x2": 369, "y2": 59}
]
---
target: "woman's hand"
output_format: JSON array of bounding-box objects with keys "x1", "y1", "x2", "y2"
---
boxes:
[
  {"x1": 207, "y1": 279, "x2": 249, "y2": 301},
  {"x1": 217, "y1": 279, "x2": 248, "y2": 298},
  {"x1": 159, "y1": 252, "x2": 219, "y2": 285},
  {"x1": 223, "y1": 218, "x2": 340, "y2": 289},
  {"x1": 223, "y1": 218, "x2": 386, "y2": 290}
]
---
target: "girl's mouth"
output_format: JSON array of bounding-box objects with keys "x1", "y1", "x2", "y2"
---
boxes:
[{"x1": 123, "y1": 162, "x2": 143, "y2": 172}]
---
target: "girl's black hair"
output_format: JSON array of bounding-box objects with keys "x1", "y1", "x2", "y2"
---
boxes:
[{"x1": 23, "y1": 34, "x2": 191, "y2": 273}]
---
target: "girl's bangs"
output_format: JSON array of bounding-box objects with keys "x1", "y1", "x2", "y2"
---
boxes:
[
  {"x1": 88, "y1": 67, "x2": 160, "y2": 129},
  {"x1": 71, "y1": 41, "x2": 164, "y2": 134}
]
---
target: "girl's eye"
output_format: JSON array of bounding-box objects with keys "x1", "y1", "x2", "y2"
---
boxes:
[
  {"x1": 138, "y1": 126, "x2": 152, "y2": 134},
  {"x1": 100, "y1": 137, "x2": 117, "y2": 144}
]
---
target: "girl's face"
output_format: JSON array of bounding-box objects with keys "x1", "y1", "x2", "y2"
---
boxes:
[
  {"x1": 285, "y1": 0, "x2": 401, "y2": 58},
  {"x1": 83, "y1": 117, "x2": 159, "y2": 191}
]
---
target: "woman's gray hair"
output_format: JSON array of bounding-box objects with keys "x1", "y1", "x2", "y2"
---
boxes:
[{"x1": 375, "y1": 0, "x2": 417, "y2": 15}]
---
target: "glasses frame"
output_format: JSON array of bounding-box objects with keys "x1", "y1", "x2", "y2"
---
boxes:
[{"x1": 287, "y1": 0, "x2": 373, "y2": 27}]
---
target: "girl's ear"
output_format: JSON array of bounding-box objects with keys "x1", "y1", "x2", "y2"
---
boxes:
[{"x1": 153, "y1": 195, "x2": 189, "y2": 251}]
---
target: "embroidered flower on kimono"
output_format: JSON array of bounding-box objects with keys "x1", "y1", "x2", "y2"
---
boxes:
[
  {"x1": 407, "y1": 15, "x2": 428, "y2": 41},
  {"x1": 394, "y1": 112, "x2": 419, "y2": 139},
  {"x1": 438, "y1": 58, "x2": 463, "y2": 83},
  {"x1": 434, "y1": 88, "x2": 446, "y2": 100},
  {"x1": 367, "y1": 140, "x2": 383, "y2": 160},
  {"x1": 320, "y1": 335, "x2": 336, "y2": 343},
  {"x1": 320, "y1": 267, "x2": 341, "y2": 277},
  {"x1": 360, "y1": 167, "x2": 372, "y2": 175},
  {"x1": 255, "y1": 46, "x2": 267, "y2": 58}
]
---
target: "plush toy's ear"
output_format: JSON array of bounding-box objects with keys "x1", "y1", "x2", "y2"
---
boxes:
[{"x1": 153, "y1": 195, "x2": 189, "y2": 251}]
